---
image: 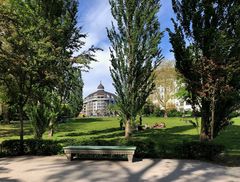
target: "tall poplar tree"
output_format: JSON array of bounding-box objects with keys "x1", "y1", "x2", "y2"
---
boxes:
[
  {"x1": 107, "y1": 0, "x2": 163, "y2": 137},
  {"x1": 168, "y1": 0, "x2": 240, "y2": 141}
]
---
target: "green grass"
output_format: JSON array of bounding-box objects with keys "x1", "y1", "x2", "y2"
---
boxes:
[
  {"x1": 1, "y1": 117, "x2": 240, "y2": 158},
  {"x1": 49, "y1": 117, "x2": 200, "y2": 148}
]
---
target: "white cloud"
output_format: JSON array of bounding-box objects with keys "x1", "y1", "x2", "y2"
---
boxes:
[
  {"x1": 82, "y1": 44, "x2": 115, "y2": 97},
  {"x1": 80, "y1": 0, "x2": 113, "y2": 49},
  {"x1": 77, "y1": 0, "x2": 115, "y2": 97}
]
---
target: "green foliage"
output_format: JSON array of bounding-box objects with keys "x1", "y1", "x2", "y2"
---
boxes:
[
  {"x1": 26, "y1": 102, "x2": 58, "y2": 139},
  {"x1": 229, "y1": 111, "x2": 240, "y2": 119},
  {"x1": 107, "y1": 0, "x2": 163, "y2": 137},
  {"x1": 121, "y1": 139, "x2": 158, "y2": 158},
  {"x1": 107, "y1": 103, "x2": 119, "y2": 116},
  {"x1": 168, "y1": 109, "x2": 182, "y2": 117},
  {"x1": 0, "y1": 0, "x2": 98, "y2": 141},
  {"x1": 60, "y1": 104, "x2": 72, "y2": 118},
  {"x1": 153, "y1": 107, "x2": 164, "y2": 117},
  {"x1": 59, "y1": 68, "x2": 84, "y2": 118},
  {"x1": 142, "y1": 102, "x2": 155, "y2": 116},
  {"x1": 175, "y1": 141, "x2": 225, "y2": 160},
  {"x1": 168, "y1": 0, "x2": 240, "y2": 140},
  {"x1": 1, "y1": 139, "x2": 61, "y2": 156}
]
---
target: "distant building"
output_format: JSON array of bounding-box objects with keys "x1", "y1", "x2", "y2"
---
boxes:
[
  {"x1": 151, "y1": 83, "x2": 192, "y2": 112},
  {"x1": 81, "y1": 82, "x2": 116, "y2": 116}
]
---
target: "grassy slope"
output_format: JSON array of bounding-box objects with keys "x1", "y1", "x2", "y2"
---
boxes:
[{"x1": 0, "y1": 117, "x2": 240, "y2": 156}]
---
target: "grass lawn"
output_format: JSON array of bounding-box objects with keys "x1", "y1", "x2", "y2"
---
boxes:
[
  {"x1": 1, "y1": 117, "x2": 240, "y2": 155},
  {"x1": 0, "y1": 117, "x2": 199, "y2": 141}
]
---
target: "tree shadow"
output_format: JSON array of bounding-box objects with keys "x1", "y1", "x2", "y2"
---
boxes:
[
  {"x1": 134, "y1": 125, "x2": 197, "y2": 136},
  {"x1": 0, "y1": 128, "x2": 33, "y2": 138},
  {"x1": 0, "y1": 167, "x2": 10, "y2": 173},
  {"x1": 61, "y1": 127, "x2": 121, "y2": 137},
  {"x1": 133, "y1": 125, "x2": 199, "y2": 144},
  {"x1": 0, "y1": 178, "x2": 20, "y2": 182},
  {"x1": 214, "y1": 125, "x2": 240, "y2": 151},
  {"x1": 67, "y1": 118, "x2": 107, "y2": 124},
  {"x1": 1, "y1": 156, "x2": 240, "y2": 182},
  {"x1": 15, "y1": 157, "x2": 240, "y2": 181},
  {"x1": 55, "y1": 118, "x2": 107, "y2": 133}
]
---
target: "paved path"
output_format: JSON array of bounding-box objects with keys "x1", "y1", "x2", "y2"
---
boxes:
[{"x1": 0, "y1": 156, "x2": 239, "y2": 182}]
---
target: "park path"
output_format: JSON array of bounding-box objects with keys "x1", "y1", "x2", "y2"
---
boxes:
[{"x1": 0, "y1": 156, "x2": 239, "y2": 182}]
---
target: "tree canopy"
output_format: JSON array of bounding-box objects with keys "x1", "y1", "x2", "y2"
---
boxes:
[
  {"x1": 0, "y1": 0, "x2": 98, "y2": 143},
  {"x1": 151, "y1": 61, "x2": 177, "y2": 117}
]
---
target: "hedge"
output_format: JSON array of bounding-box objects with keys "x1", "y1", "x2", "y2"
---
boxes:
[{"x1": 1, "y1": 139, "x2": 62, "y2": 156}]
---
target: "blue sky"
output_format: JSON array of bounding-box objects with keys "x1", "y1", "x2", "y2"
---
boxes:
[{"x1": 77, "y1": 0, "x2": 175, "y2": 97}]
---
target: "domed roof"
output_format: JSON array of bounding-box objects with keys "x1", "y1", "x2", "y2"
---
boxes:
[
  {"x1": 84, "y1": 82, "x2": 116, "y2": 100},
  {"x1": 97, "y1": 82, "x2": 104, "y2": 90}
]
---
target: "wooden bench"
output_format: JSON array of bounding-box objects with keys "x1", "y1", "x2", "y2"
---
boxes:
[{"x1": 63, "y1": 146, "x2": 136, "y2": 162}]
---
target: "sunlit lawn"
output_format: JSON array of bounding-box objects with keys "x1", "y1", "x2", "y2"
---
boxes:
[{"x1": 1, "y1": 117, "x2": 240, "y2": 157}]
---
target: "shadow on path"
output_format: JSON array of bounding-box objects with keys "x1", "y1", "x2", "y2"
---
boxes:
[{"x1": 1, "y1": 156, "x2": 239, "y2": 182}]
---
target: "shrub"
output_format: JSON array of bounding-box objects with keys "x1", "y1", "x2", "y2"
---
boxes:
[
  {"x1": 168, "y1": 109, "x2": 182, "y2": 117},
  {"x1": 25, "y1": 139, "x2": 62, "y2": 155},
  {"x1": 26, "y1": 104, "x2": 58, "y2": 139},
  {"x1": 174, "y1": 141, "x2": 225, "y2": 160},
  {"x1": 117, "y1": 138, "x2": 161, "y2": 158},
  {"x1": 142, "y1": 102, "x2": 155, "y2": 116},
  {"x1": 1, "y1": 140, "x2": 22, "y2": 156},
  {"x1": 1, "y1": 139, "x2": 62, "y2": 156},
  {"x1": 60, "y1": 104, "x2": 73, "y2": 118},
  {"x1": 153, "y1": 107, "x2": 164, "y2": 117},
  {"x1": 183, "y1": 110, "x2": 193, "y2": 117}
]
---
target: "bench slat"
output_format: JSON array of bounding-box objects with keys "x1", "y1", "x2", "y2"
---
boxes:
[{"x1": 63, "y1": 146, "x2": 136, "y2": 150}]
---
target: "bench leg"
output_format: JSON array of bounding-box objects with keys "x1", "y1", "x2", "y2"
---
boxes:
[
  {"x1": 128, "y1": 155, "x2": 133, "y2": 163},
  {"x1": 66, "y1": 153, "x2": 73, "y2": 161}
]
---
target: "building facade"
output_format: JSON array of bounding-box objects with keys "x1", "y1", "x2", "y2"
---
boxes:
[
  {"x1": 151, "y1": 83, "x2": 192, "y2": 112},
  {"x1": 81, "y1": 83, "x2": 116, "y2": 116}
]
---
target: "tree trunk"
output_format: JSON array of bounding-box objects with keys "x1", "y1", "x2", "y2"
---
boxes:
[
  {"x1": 139, "y1": 115, "x2": 142, "y2": 126},
  {"x1": 200, "y1": 99, "x2": 211, "y2": 142},
  {"x1": 2, "y1": 104, "x2": 10, "y2": 124},
  {"x1": 19, "y1": 106, "x2": 24, "y2": 155},
  {"x1": 200, "y1": 115, "x2": 210, "y2": 141},
  {"x1": 200, "y1": 128, "x2": 209, "y2": 141},
  {"x1": 164, "y1": 101, "x2": 168, "y2": 118},
  {"x1": 164, "y1": 110, "x2": 168, "y2": 118},
  {"x1": 48, "y1": 128, "x2": 54, "y2": 137},
  {"x1": 210, "y1": 94, "x2": 215, "y2": 140},
  {"x1": 34, "y1": 128, "x2": 44, "y2": 139},
  {"x1": 125, "y1": 119, "x2": 131, "y2": 138},
  {"x1": 48, "y1": 120, "x2": 54, "y2": 137}
]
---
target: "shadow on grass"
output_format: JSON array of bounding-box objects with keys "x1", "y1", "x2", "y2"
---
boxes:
[
  {"x1": 133, "y1": 125, "x2": 198, "y2": 142},
  {"x1": 66, "y1": 118, "x2": 106, "y2": 124},
  {"x1": 55, "y1": 118, "x2": 107, "y2": 133},
  {"x1": 134, "y1": 125, "x2": 196, "y2": 135},
  {"x1": 57, "y1": 125, "x2": 199, "y2": 150},
  {"x1": 214, "y1": 125, "x2": 240, "y2": 149},
  {"x1": 0, "y1": 128, "x2": 33, "y2": 138},
  {"x1": 62, "y1": 128, "x2": 121, "y2": 137},
  {"x1": 90, "y1": 131, "x2": 125, "y2": 140}
]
